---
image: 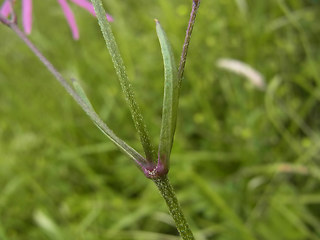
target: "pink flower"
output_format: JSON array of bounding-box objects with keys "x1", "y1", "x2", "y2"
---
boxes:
[
  {"x1": 0, "y1": 0, "x2": 12, "y2": 18},
  {"x1": 0, "y1": 0, "x2": 114, "y2": 40}
]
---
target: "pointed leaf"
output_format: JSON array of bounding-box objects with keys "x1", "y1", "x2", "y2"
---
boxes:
[
  {"x1": 156, "y1": 20, "x2": 179, "y2": 168},
  {"x1": 71, "y1": 79, "x2": 147, "y2": 167}
]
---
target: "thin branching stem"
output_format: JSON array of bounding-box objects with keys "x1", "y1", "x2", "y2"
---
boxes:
[
  {"x1": 178, "y1": 0, "x2": 201, "y2": 87},
  {"x1": 1, "y1": 1, "x2": 201, "y2": 238}
]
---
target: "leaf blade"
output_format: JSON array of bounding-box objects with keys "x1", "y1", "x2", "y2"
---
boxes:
[
  {"x1": 71, "y1": 78, "x2": 147, "y2": 166},
  {"x1": 156, "y1": 20, "x2": 179, "y2": 168}
]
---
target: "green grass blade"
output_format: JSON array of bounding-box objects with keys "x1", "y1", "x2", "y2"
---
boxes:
[
  {"x1": 90, "y1": 0, "x2": 155, "y2": 162},
  {"x1": 191, "y1": 172, "x2": 256, "y2": 240},
  {"x1": 156, "y1": 20, "x2": 179, "y2": 168},
  {"x1": 33, "y1": 209, "x2": 63, "y2": 240}
]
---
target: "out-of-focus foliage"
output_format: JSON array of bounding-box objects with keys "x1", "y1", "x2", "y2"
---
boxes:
[{"x1": 0, "y1": 0, "x2": 320, "y2": 239}]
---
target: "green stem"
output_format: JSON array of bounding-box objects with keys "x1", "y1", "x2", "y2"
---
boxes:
[
  {"x1": 90, "y1": 0, "x2": 156, "y2": 162},
  {"x1": 178, "y1": 0, "x2": 201, "y2": 87},
  {"x1": 153, "y1": 176, "x2": 195, "y2": 240}
]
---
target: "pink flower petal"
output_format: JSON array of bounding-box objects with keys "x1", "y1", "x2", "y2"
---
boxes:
[
  {"x1": 57, "y1": 0, "x2": 79, "y2": 40},
  {"x1": 70, "y1": 0, "x2": 113, "y2": 21},
  {"x1": 106, "y1": 13, "x2": 113, "y2": 22},
  {"x1": 22, "y1": 0, "x2": 32, "y2": 34},
  {"x1": 0, "y1": 0, "x2": 12, "y2": 18}
]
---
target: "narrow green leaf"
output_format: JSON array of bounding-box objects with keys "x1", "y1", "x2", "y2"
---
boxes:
[
  {"x1": 90, "y1": 0, "x2": 156, "y2": 163},
  {"x1": 156, "y1": 20, "x2": 179, "y2": 168},
  {"x1": 94, "y1": 119, "x2": 147, "y2": 167},
  {"x1": 192, "y1": 172, "x2": 256, "y2": 240},
  {"x1": 71, "y1": 78, "x2": 146, "y2": 166}
]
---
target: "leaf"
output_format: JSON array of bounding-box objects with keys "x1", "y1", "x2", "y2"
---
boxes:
[
  {"x1": 90, "y1": 0, "x2": 156, "y2": 163},
  {"x1": 93, "y1": 117, "x2": 147, "y2": 167},
  {"x1": 156, "y1": 20, "x2": 179, "y2": 168},
  {"x1": 71, "y1": 78, "x2": 146, "y2": 166}
]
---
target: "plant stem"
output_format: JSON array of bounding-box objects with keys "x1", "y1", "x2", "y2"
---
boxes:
[
  {"x1": 153, "y1": 176, "x2": 195, "y2": 240},
  {"x1": 90, "y1": 0, "x2": 156, "y2": 162},
  {"x1": 178, "y1": 0, "x2": 201, "y2": 87},
  {"x1": 152, "y1": 2, "x2": 201, "y2": 238}
]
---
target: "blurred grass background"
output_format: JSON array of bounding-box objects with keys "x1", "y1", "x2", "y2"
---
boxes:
[{"x1": 1, "y1": 0, "x2": 320, "y2": 239}]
